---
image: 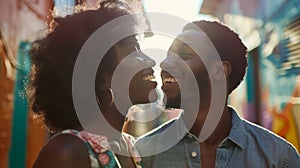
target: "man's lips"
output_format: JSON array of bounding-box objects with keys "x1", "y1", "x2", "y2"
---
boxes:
[
  {"x1": 161, "y1": 70, "x2": 179, "y2": 85},
  {"x1": 162, "y1": 77, "x2": 177, "y2": 84}
]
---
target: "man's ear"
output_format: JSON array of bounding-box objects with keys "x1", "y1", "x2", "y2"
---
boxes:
[
  {"x1": 222, "y1": 61, "x2": 232, "y2": 77},
  {"x1": 213, "y1": 61, "x2": 231, "y2": 80}
]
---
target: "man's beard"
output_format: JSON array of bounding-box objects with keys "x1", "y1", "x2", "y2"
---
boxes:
[{"x1": 164, "y1": 92, "x2": 181, "y2": 109}]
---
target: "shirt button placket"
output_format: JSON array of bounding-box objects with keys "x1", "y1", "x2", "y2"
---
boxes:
[
  {"x1": 187, "y1": 135, "x2": 200, "y2": 168},
  {"x1": 216, "y1": 149, "x2": 227, "y2": 168}
]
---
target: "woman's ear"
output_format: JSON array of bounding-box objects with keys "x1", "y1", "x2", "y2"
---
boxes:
[
  {"x1": 96, "y1": 75, "x2": 114, "y2": 106},
  {"x1": 97, "y1": 72, "x2": 112, "y2": 91},
  {"x1": 213, "y1": 61, "x2": 231, "y2": 80}
]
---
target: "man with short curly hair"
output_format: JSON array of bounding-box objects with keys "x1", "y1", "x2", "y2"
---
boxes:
[{"x1": 136, "y1": 21, "x2": 300, "y2": 168}]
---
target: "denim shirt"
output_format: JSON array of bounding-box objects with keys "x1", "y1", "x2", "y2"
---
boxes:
[{"x1": 135, "y1": 107, "x2": 300, "y2": 168}]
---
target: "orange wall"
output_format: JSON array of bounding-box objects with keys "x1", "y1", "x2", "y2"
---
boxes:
[{"x1": 0, "y1": 0, "x2": 52, "y2": 168}]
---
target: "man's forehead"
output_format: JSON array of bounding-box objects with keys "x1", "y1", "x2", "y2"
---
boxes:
[
  {"x1": 176, "y1": 30, "x2": 208, "y2": 46},
  {"x1": 171, "y1": 30, "x2": 220, "y2": 63}
]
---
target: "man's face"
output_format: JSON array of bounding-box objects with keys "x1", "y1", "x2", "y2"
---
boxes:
[{"x1": 160, "y1": 35, "x2": 211, "y2": 109}]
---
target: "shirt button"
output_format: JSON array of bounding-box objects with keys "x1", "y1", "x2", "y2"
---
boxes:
[{"x1": 191, "y1": 151, "x2": 197, "y2": 157}]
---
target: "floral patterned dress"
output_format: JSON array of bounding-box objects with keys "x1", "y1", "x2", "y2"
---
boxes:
[{"x1": 52, "y1": 129, "x2": 144, "y2": 168}]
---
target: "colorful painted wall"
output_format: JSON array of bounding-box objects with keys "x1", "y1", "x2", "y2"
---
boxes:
[
  {"x1": 0, "y1": 1, "x2": 52, "y2": 168},
  {"x1": 201, "y1": 0, "x2": 300, "y2": 152}
]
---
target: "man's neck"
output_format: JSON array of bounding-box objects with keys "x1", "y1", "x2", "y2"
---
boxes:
[{"x1": 190, "y1": 106, "x2": 232, "y2": 147}]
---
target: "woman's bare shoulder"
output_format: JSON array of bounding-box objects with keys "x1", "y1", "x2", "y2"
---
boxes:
[{"x1": 33, "y1": 133, "x2": 91, "y2": 168}]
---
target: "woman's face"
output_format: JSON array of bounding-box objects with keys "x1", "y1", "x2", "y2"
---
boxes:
[{"x1": 112, "y1": 35, "x2": 158, "y2": 105}]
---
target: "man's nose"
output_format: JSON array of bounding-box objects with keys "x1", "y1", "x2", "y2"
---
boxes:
[{"x1": 160, "y1": 57, "x2": 176, "y2": 70}]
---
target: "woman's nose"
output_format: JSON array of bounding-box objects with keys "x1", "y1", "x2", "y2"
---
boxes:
[
  {"x1": 140, "y1": 52, "x2": 156, "y2": 67},
  {"x1": 144, "y1": 56, "x2": 155, "y2": 67}
]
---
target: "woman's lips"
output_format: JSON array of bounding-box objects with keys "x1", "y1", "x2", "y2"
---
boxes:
[
  {"x1": 138, "y1": 68, "x2": 157, "y2": 87},
  {"x1": 142, "y1": 74, "x2": 155, "y2": 81}
]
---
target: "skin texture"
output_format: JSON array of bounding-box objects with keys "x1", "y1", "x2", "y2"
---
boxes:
[
  {"x1": 96, "y1": 35, "x2": 157, "y2": 132},
  {"x1": 160, "y1": 21, "x2": 247, "y2": 168},
  {"x1": 33, "y1": 134, "x2": 91, "y2": 168}
]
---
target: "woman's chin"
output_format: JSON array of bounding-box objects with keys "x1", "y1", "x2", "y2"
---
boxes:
[{"x1": 131, "y1": 93, "x2": 158, "y2": 105}]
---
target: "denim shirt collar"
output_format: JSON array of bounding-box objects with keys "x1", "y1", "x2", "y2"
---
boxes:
[
  {"x1": 135, "y1": 106, "x2": 246, "y2": 150},
  {"x1": 226, "y1": 106, "x2": 246, "y2": 149},
  {"x1": 186, "y1": 106, "x2": 246, "y2": 149}
]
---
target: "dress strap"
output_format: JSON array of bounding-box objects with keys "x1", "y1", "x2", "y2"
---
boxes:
[
  {"x1": 122, "y1": 133, "x2": 145, "y2": 168},
  {"x1": 53, "y1": 129, "x2": 121, "y2": 168}
]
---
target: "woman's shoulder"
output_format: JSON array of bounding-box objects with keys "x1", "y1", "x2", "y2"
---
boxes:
[{"x1": 33, "y1": 131, "x2": 91, "y2": 168}]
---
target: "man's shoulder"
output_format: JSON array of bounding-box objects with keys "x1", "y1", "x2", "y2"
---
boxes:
[
  {"x1": 240, "y1": 119, "x2": 300, "y2": 165},
  {"x1": 242, "y1": 119, "x2": 293, "y2": 149},
  {"x1": 135, "y1": 119, "x2": 177, "y2": 145},
  {"x1": 230, "y1": 106, "x2": 291, "y2": 148}
]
